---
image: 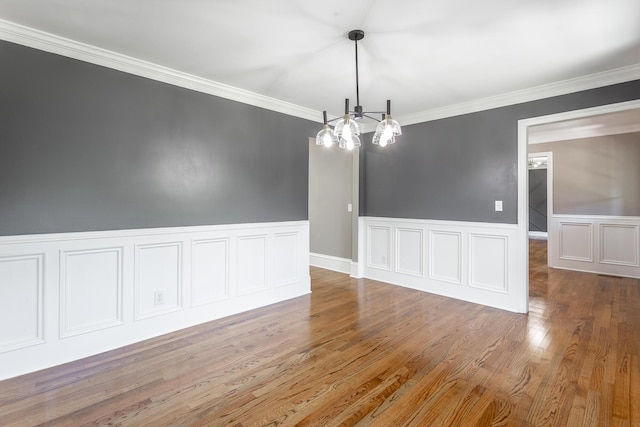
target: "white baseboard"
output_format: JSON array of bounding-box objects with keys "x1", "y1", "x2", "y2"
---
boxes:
[
  {"x1": 0, "y1": 221, "x2": 310, "y2": 380},
  {"x1": 309, "y1": 252, "x2": 352, "y2": 274},
  {"x1": 350, "y1": 262, "x2": 363, "y2": 278},
  {"x1": 528, "y1": 231, "x2": 548, "y2": 240}
]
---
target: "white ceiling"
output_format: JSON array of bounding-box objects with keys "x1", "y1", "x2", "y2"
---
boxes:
[{"x1": 1, "y1": 0, "x2": 640, "y2": 122}]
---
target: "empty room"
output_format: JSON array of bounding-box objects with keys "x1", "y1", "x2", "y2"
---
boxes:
[{"x1": 1, "y1": 1, "x2": 639, "y2": 425}]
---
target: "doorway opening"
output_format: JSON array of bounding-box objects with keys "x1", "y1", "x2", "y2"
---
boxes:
[{"x1": 519, "y1": 99, "x2": 640, "y2": 309}]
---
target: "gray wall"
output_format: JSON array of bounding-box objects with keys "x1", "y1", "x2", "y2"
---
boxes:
[
  {"x1": 530, "y1": 133, "x2": 640, "y2": 216},
  {"x1": 528, "y1": 169, "x2": 548, "y2": 231},
  {"x1": 308, "y1": 140, "x2": 353, "y2": 259},
  {"x1": 0, "y1": 40, "x2": 317, "y2": 236},
  {"x1": 361, "y1": 80, "x2": 640, "y2": 223}
]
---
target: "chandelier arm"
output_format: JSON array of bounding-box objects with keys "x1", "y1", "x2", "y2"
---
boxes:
[{"x1": 363, "y1": 114, "x2": 383, "y2": 121}]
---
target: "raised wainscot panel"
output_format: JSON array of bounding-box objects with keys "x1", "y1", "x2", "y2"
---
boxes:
[
  {"x1": 559, "y1": 222, "x2": 593, "y2": 262},
  {"x1": 395, "y1": 228, "x2": 424, "y2": 277},
  {"x1": 0, "y1": 254, "x2": 44, "y2": 353},
  {"x1": 191, "y1": 238, "x2": 229, "y2": 307},
  {"x1": 135, "y1": 242, "x2": 183, "y2": 320},
  {"x1": 429, "y1": 230, "x2": 462, "y2": 285},
  {"x1": 274, "y1": 232, "x2": 299, "y2": 287},
  {"x1": 469, "y1": 234, "x2": 508, "y2": 293},
  {"x1": 599, "y1": 223, "x2": 639, "y2": 267},
  {"x1": 368, "y1": 225, "x2": 391, "y2": 270},
  {"x1": 60, "y1": 248, "x2": 123, "y2": 338},
  {"x1": 237, "y1": 235, "x2": 267, "y2": 295}
]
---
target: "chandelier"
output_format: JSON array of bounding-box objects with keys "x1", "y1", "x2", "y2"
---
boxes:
[{"x1": 316, "y1": 30, "x2": 402, "y2": 150}]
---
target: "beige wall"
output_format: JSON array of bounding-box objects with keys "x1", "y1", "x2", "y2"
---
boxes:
[
  {"x1": 530, "y1": 132, "x2": 640, "y2": 216},
  {"x1": 308, "y1": 139, "x2": 353, "y2": 259}
]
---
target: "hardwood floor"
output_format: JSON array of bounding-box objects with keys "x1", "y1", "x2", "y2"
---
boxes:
[{"x1": 1, "y1": 240, "x2": 639, "y2": 426}]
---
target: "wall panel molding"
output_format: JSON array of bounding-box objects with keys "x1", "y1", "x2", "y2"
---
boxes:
[
  {"x1": 237, "y1": 235, "x2": 268, "y2": 296},
  {"x1": 558, "y1": 222, "x2": 593, "y2": 262},
  {"x1": 274, "y1": 232, "x2": 299, "y2": 287},
  {"x1": 395, "y1": 228, "x2": 424, "y2": 277},
  {"x1": 469, "y1": 234, "x2": 509, "y2": 294},
  {"x1": 429, "y1": 230, "x2": 462, "y2": 285},
  {"x1": 135, "y1": 242, "x2": 183, "y2": 320},
  {"x1": 549, "y1": 215, "x2": 640, "y2": 278},
  {"x1": 367, "y1": 225, "x2": 392, "y2": 271},
  {"x1": 361, "y1": 217, "x2": 524, "y2": 313},
  {"x1": 60, "y1": 247, "x2": 123, "y2": 338},
  {"x1": 0, "y1": 221, "x2": 310, "y2": 380},
  {"x1": 191, "y1": 238, "x2": 230, "y2": 307},
  {"x1": 599, "y1": 223, "x2": 639, "y2": 267},
  {"x1": 0, "y1": 254, "x2": 44, "y2": 353}
]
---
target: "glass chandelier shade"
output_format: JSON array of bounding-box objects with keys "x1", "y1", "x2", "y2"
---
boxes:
[
  {"x1": 372, "y1": 116, "x2": 402, "y2": 147},
  {"x1": 315, "y1": 111, "x2": 338, "y2": 147},
  {"x1": 333, "y1": 112, "x2": 361, "y2": 151},
  {"x1": 372, "y1": 100, "x2": 402, "y2": 147}
]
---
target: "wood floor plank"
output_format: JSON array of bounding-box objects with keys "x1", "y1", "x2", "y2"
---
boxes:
[{"x1": 0, "y1": 239, "x2": 639, "y2": 426}]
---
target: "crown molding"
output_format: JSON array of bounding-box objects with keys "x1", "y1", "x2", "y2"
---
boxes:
[
  {"x1": 0, "y1": 19, "x2": 323, "y2": 123},
  {"x1": 398, "y1": 63, "x2": 640, "y2": 126},
  {"x1": 2, "y1": 19, "x2": 640, "y2": 128}
]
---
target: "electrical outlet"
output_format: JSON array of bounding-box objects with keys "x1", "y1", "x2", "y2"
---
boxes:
[
  {"x1": 495, "y1": 200, "x2": 503, "y2": 212},
  {"x1": 154, "y1": 291, "x2": 164, "y2": 306}
]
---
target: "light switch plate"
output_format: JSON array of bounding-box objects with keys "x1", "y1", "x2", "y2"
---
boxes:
[{"x1": 347, "y1": 203, "x2": 353, "y2": 212}]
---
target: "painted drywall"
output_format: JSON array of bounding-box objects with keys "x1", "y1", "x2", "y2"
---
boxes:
[
  {"x1": 361, "y1": 80, "x2": 640, "y2": 223},
  {"x1": 308, "y1": 140, "x2": 353, "y2": 259},
  {"x1": 530, "y1": 133, "x2": 640, "y2": 216},
  {"x1": 529, "y1": 169, "x2": 548, "y2": 231},
  {"x1": 0, "y1": 40, "x2": 317, "y2": 236}
]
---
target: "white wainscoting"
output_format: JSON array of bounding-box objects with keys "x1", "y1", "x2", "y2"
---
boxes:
[
  {"x1": 0, "y1": 221, "x2": 310, "y2": 380},
  {"x1": 549, "y1": 215, "x2": 640, "y2": 278},
  {"x1": 360, "y1": 217, "x2": 526, "y2": 313}
]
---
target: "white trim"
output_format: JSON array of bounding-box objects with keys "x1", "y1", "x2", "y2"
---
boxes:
[
  {"x1": 528, "y1": 231, "x2": 548, "y2": 240},
  {"x1": 548, "y1": 215, "x2": 640, "y2": 277},
  {"x1": 428, "y1": 230, "x2": 463, "y2": 285},
  {"x1": 399, "y1": 64, "x2": 640, "y2": 125},
  {"x1": 350, "y1": 261, "x2": 361, "y2": 278},
  {"x1": 309, "y1": 252, "x2": 352, "y2": 275},
  {"x1": 552, "y1": 214, "x2": 640, "y2": 221},
  {"x1": 364, "y1": 216, "x2": 519, "y2": 230},
  {"x1": 527, "y1": 151, "x2": 553, "y2": 246},
  {"x1": 0, "y1": 253, "x2": 45, "y2": 353},
  {"x1": 0, "y1": 19, "x2": 321, "y2": 123},
  {"x1": 352, "y1": 217, "x2": 366, "y2": 279},
  {"x1": 2, "y1": 19, "x2": 640, "y2": 127},
  {"x1": 362, "y1": 217, "x2": 525, "y2": 313},
  {"x1": 0, "y1": 221, "x2": 310, "y2": 380},
  {"x1": 519, "y1": 100, "x2": 640, "y2": 289},
  {"x1": 0, "y1": 220, "x2": 309, "y2": 244}
]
